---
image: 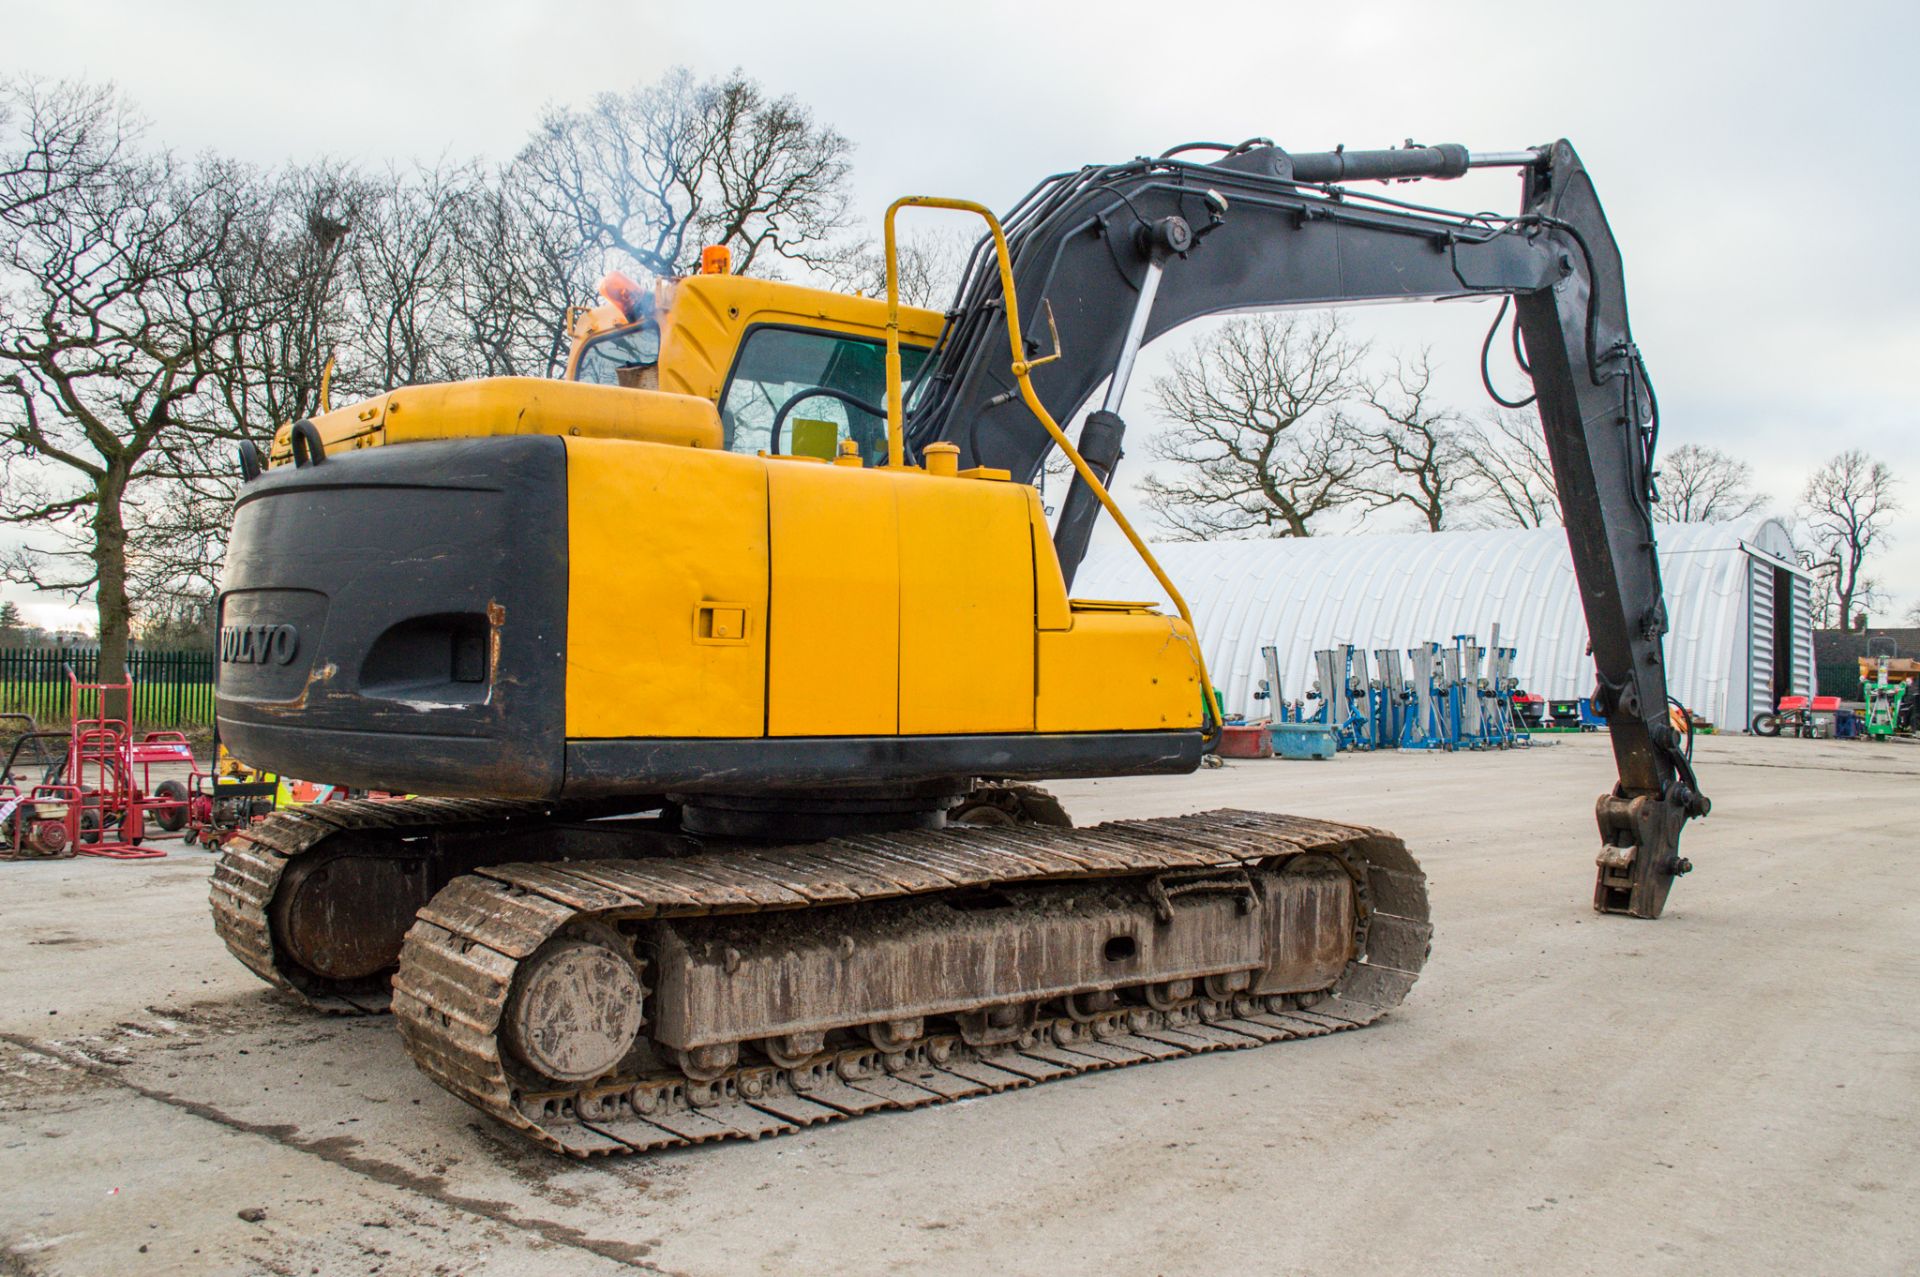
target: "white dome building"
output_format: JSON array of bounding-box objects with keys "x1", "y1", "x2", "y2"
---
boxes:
[{"x1": 1075, "y1": 517, "x2": 1814, "y2": 733}]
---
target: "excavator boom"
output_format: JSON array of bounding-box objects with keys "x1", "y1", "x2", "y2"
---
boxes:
[{"x1": 904, "y1": 138, "x2": 1705, "y2": 918}]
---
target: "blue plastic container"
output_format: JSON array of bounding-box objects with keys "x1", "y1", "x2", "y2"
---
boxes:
[{"x1": 1270, "y1": 722, "x2": 1337, "y2": 760}]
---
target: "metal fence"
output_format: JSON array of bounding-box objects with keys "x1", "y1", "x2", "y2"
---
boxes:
[{"x1": 0, "y1": 647, "x2": 214, "y2": 728}]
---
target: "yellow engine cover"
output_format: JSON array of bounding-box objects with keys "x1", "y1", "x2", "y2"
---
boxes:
[{"x1": 563, "y1": 438, "x2": 1203, "y2": 742}]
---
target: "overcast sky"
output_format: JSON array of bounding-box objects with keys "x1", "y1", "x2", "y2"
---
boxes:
[{"x1": 6, "y1": 0, "x2": 1916, "y2": 627}]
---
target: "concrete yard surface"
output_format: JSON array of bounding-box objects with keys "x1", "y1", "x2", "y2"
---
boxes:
[{"x1": 1, "y1": 733, "x2": 1914, "y2": 1276}]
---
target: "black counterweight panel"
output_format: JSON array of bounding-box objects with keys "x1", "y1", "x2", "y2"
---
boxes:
[{"x1": 216, "y1": 437, "x2": 569, "y2": 798}]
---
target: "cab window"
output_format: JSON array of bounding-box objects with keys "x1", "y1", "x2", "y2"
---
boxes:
[{"x1": 720, "y1": 327, "x2": 930, "y2": 464}]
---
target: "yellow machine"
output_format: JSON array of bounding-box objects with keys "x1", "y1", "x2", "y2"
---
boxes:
[
  {"x1": 237, "y1": 240, "x2": 1209, "y2": 803},
  {"x1": 212, "y1": 138, "x2": 1687, "y2": 1156}
]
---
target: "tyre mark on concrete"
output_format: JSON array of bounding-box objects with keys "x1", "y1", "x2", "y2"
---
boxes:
[
  {"x1": 0, "y1": 1031, "x2": 667, "y2": 1274},
  {"x1": 1707, "y1": 759, "x2": 1918, "y2": 777}
]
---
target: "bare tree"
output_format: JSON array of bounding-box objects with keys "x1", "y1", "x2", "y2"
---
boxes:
[
  {"x1": 108, "y1": 162, "x2": 373, "y2": 621},
  {"x1": 1348, "y1": 350, "x2": 1473, "y2": 531},
  {"x1": 516, "y1": 67, "x2": 854, "y2": 282},
  {"x1": 1802, "y1": 449, "x2": 1898, "y2": 630},
  {"x1": 1, "y1": 79, "x2": 131, "y2": 219},
  {"x1": 1456, "y1": 407, "x2": 1562, "y2": 528},
  {"x1": 130, "y1": 592, "x2": 214, "y2": 647},
  {"x1": 1141, "y1": 314, "x2": 1369, "y2": 538},
  {"x1": 200, "y1": 161, "x2": 366, "y2": 439},
  {"x1": 153, "y1": 159, "x2": 579, "y2": 600},
  {"x1": 0, "y1": 83, "x2": 252, "y2": 685},
  {"x1": 446, "y1": 164, "x2": 596, "y2": 379},
  {"x1": 343, "y1": 162, "x2": 472, "y2": 391},
  {"x1": 1654, "y1": 443, "x2": 1766, "y2": 524},
  {"x1": 816, "y1": 226, "x2": 973, "y2": 309}
]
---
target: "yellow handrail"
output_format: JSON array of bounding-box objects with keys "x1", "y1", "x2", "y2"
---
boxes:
[{"x1": 882, "y1": 196, "x2": 1222, "y2": 733}]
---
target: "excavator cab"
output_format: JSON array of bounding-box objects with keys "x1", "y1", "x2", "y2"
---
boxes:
[{"x1": 562, "y1": 264, "x2": 941, "y2": 462}]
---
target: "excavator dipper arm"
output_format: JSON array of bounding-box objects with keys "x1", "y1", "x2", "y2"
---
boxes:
[{"x1": 906, "y1": 138, "x2": 1705, "y2": 918}]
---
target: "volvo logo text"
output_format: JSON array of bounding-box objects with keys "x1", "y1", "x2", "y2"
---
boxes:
[{"x1": 220, "y1": 623, "x2": 299, "y2": 666}]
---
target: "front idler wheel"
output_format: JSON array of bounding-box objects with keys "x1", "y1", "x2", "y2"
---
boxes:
[{"x1": 503, "y1": 933, "x2": 647, "y2": 1086}]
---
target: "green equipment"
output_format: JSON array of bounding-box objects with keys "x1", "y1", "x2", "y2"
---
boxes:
[{"x1": 1862, "y1": 658, "x2": 1907, "y2": 739}]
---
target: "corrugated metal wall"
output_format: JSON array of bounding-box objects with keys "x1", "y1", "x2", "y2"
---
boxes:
[
  {"x1": 1791, "y1": 575, "x2": 1816, "y2": 697},
  {"x1": 1076, "y1": 517, "x2": 1810, "y2": 732},
  {"x1": 1749, "y1": 558, "x2": 1776, "y2": 722}
]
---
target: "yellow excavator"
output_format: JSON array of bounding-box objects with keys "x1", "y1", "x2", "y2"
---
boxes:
[{"x1": 212, "y1": 139, "x2": 1704, "y2": 1156}]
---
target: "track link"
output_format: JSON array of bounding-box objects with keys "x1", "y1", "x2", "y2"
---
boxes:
[
  {"x1": 209, "y1": 797, "x2": 569, "y2": 1012},
  {"x1": 392, "y1": 808, "x2": 1430, "y2": 1157}
]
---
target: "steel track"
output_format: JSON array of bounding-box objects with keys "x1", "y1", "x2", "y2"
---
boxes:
[
  {"x1": 390, "y1": 809, "x2": 1430, "y2": 1157},
  {"x1": 208, "y1": 797, "x2": 571, "y2": 1013}
]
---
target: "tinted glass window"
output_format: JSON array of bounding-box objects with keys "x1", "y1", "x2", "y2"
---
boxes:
[{"x1": 720, "y1": 327, "x2": 930, "y2": 463}]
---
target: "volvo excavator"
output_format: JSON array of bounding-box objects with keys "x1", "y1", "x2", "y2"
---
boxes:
[{"x1": 211, "y1": 137, "x2": 1708, "y2": 1157}]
